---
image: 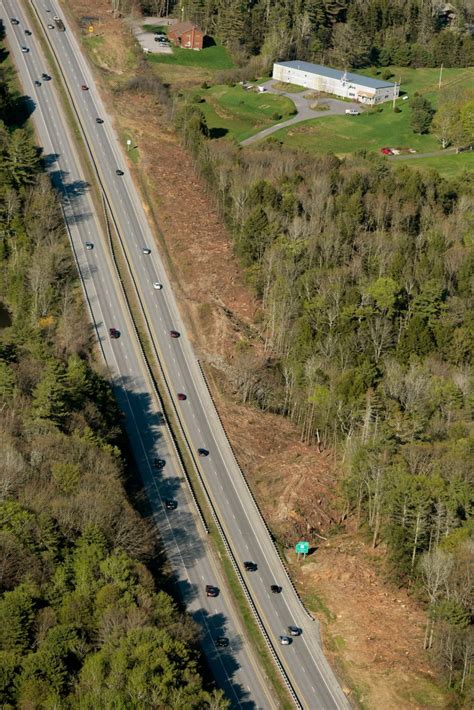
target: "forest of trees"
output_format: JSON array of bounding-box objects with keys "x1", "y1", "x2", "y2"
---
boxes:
[
  {"x1": 137, "y1": 0, "x2": 474, "y2": 69},
  {"x1": 0, "y1": 62, "x2": 226, "y2": 708},
  {"x1": 175, "y1": 98, "x2": 473, "y2": 697}
]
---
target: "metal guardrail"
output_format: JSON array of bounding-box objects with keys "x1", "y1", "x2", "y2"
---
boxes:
[
  {"x1": 29, "y1": 3, "x2": 302, "y2": 705},
  {"x1": 196, "y1": 360, "x2": 317, "y2": 624}
]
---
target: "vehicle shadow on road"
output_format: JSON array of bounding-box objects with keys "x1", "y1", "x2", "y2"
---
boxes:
[
  {"x1": 195, "y1": 609, "x2": 255, "y2": 709},
  {"x1": 107, "y1": 360, "x2": 257, "y2": 706}
]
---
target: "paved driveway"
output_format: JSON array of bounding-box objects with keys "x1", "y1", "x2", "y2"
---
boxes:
[{"x1": 241, "y1": 80, "x2": 361, "y2": 146}]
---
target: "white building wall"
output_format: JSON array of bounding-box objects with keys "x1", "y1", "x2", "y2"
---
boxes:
[{"x1": 272, "y1": 64, "x2": 398, "y2": 105}]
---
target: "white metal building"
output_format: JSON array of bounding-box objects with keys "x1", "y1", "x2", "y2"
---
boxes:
[{"x1": 272, "y1": 61, "x2": 399, "y2": 105}]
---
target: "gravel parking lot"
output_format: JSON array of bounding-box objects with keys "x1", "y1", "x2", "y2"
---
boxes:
[{"x1": 131, "y1": 17, "x2": 174, "y2": 54}]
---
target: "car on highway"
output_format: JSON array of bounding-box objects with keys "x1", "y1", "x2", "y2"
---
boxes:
[
  {"x1": 170, "y1": 330, "x2": 180, "y2": 338},
  {"x1": 165, "y1": 499, "x2": 177, "y2": 510},
  {"x1": 153, "y1": 458, "x2": 166, "y2": 469},
  {"x1": 96, "y1": 117, "x2": 104, "y2": 124},
  {"x1": 85, "y1": 242, "x2": 94, "y2": 250},
  {"x1": 11, "y1": 18, "x2": 20, "y2": 25},
  {"x1": 21, "y1": 47, "x2": 30, "y2": 53},
  {"x1": 244, "y1": 561, "x2": 257, "y2": 572},
  {"x1": 215, "y1": 637, "x2": 229, "y2": 648},
  {"x1": 177, "y1": 393, "x2": 187, "y2": 401},
  {"x1": 288, "y1": 625, "x2": 302, "y2": 636},
  {"x1": 270, "y1": 584, "x2": 282, "y2": 594},
  {"x1": 198, "y1": 448, "x2": 209, "y2": 457},
  {"x1": 280, "y1": 635, "x2": 292, "y2": 645},
  {"x1": 153, "y1": 282, "x2": 163, "y2": 290},
  {"x1": 141, "y1": 247, "x2": 151, "y2": 254},
  {"x1": 41, "y1": 73, "x2": 51, "y2": 81},
  {"x1": 81, "y1": 84, "x2": 89, "y2": 91},
  {"x1": 205, "y1": 585, "x2": 219, "y2": 597},
  {"x1": 109, "y1": 327, "x2": 120, "y2": 339},
  {"x1": 47, "y1": 23, "x2": 55, "y2": 29},
  {"x1": 25, "y1": 29, "x2": 32, "y2": 36},
  {"x1": 116, "y1": 169, "x2": 124, "y2": 176},
  {"x1": 34, "y1": 80, "x2": 41, "y2": 87}
]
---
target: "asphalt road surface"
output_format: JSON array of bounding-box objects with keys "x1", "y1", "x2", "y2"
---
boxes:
[
  {"x1": 4, "y1": 2, "x2": 350, "y2": 707},
  {"x1": 2, "y1": 3, "x2": 273, "y2": 708}
]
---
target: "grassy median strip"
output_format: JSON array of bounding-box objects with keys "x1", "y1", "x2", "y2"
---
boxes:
[
  {"x1": 23, "y1": 8, "x2": 294, "y2": 705},
  {"x1": 107, "y1": 216, "x2": 293, "y2": 709}
]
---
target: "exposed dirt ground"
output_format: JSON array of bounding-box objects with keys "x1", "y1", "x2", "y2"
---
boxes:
[{"x1": 61, "y1": 2, "x2": 447, "y2": 706}]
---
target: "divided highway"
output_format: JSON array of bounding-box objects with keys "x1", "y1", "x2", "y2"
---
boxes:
[
  {"x1": 5, "y1": 1, "x2": 351, "y2": 707},
  {"x1": 2, "y1": 3, "x2": 273, "y2": 708}
]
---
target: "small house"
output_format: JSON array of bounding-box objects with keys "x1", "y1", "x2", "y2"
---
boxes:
[{"x1": 168, "y1": 21, "x2": 204, "y2": 50}]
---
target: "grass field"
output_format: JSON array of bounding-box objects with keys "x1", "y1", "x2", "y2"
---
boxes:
[
  {"x1": 147, "y1": 44, "x2": 234, "y2": 70},
  {"x1": 142, "y1": 24, "x2": 167, "y2": 34},
  {"x1": 199, "y1": 84, "x2": 297, "y2": 141},
  {"x1": 393, "y1": 151, "x2": 474, "y2": 179}
]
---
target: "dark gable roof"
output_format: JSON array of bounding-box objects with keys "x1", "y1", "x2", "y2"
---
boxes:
[
  {"x1": 168, "y1": 21, "x2": 202, "y2": 36},
  {"x1": 275, "y1": 61, "x2": 396, "y2": 90}
]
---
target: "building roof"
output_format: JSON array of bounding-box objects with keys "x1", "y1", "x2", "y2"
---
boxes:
[
  {"x1": 168, "y1": 21, "x2": 202, "y2": 36},
  {"x1": 274, "y1": 61, "x2": 396, "y2": 89}
]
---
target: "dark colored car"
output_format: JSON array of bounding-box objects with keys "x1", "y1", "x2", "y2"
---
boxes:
[
  {"x1": 270, "y1": 584, "x2": 282, "y2": 594},
  {"x1": 81, "y1": 84, "x2": 89, "y2": 91},
  {"x1": 288, "y1": 625, "x2": 302, "y2": 636},
  {"x1": 206, "y1": 585, "x2": 218, "y2": 597},
  {"x1": 96, "y1": 117, "x2": 104, "y2": 124},
  {"x1": 244, "y1": 561, "x2": 257, "y2": 572},
  {"x1": 34, "y1": 80, "x2": 41, "y2": 87},
  {"x1": 170, "y1": 330, "x2": 180, "y2": 338},
  {"x1": 109, "y1": 328, "x2": 120, "y2": 339},
  {"x1": 215, "y1": 637, "x2": 229, "y2": 648},
  {"x1": 280, "y1": 635, "x2": 292, "y2": 645},
  {"x1": 165, "y1": 499, "x2": 177, "y2": 510},
  {"x1": 41, "y1": 73, "x2": 51, "y2": 81},
  {"x1": 11, "y1": 18, "x2": 20, "y2": 25},
  {"x1": 25, "y1": 29, "x2": 32, "y2": 35},
  {"x1": 115, "y1": 169, "x2": 124, "y2": 176},
  {"x1": 198, "y1": 448, "x2": 209, "y2": 457},
  {"x1": 177, "y1": 393, "x2": 187, "y2": 401},
  {"x1": 154, "y1": 458, "x2": 166, "y2": 469},
  {"x1": 85, "y1": 241, "x2": 94, "y2": 250}
]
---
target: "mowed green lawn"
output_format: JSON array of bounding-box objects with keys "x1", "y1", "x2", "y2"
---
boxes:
[
  {"x1": 394, "y1": 151, "x2": 474, "y2": 179},
  {"x1": 273, "y1": 109, "x2": 439, "y2": 154},
  {"x1": 147, "y1": 45, "x2": 234, "y2": 70},
  {"x1": 271, "y1": 66, "x2": 472, "y2": 156},
  {"x1": 200, "y1": 85, "x2": 297, "y2": 141}
]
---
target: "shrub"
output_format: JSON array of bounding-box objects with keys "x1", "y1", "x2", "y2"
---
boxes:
[{"x1": 272, "y1": 112, "x2": 282, "y2": 120}]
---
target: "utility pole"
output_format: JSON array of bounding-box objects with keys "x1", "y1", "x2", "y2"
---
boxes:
[
  {"x1": 439, "y1": 63, "x2": 444, "y2": 89},
  {"x1": 392, "y1": 79, "x2": 400, "y2": 110}
]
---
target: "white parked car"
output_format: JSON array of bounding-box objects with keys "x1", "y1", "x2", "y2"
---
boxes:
[{"x1": 345, "y1": 108, "x2": 360, "y2": 115}]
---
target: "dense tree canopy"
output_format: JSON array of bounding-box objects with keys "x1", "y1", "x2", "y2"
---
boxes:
[
  {"x1": 175, "y1": 97, "x2": 474, "y2": 698},
  {"x1": 140, "y1": 0, "x2": 474, "y2": 68}
]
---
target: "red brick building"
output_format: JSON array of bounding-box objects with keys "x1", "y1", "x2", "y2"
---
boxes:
[{"x1": 168, "y1": 21, "x2": 204, "y2": 50}]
